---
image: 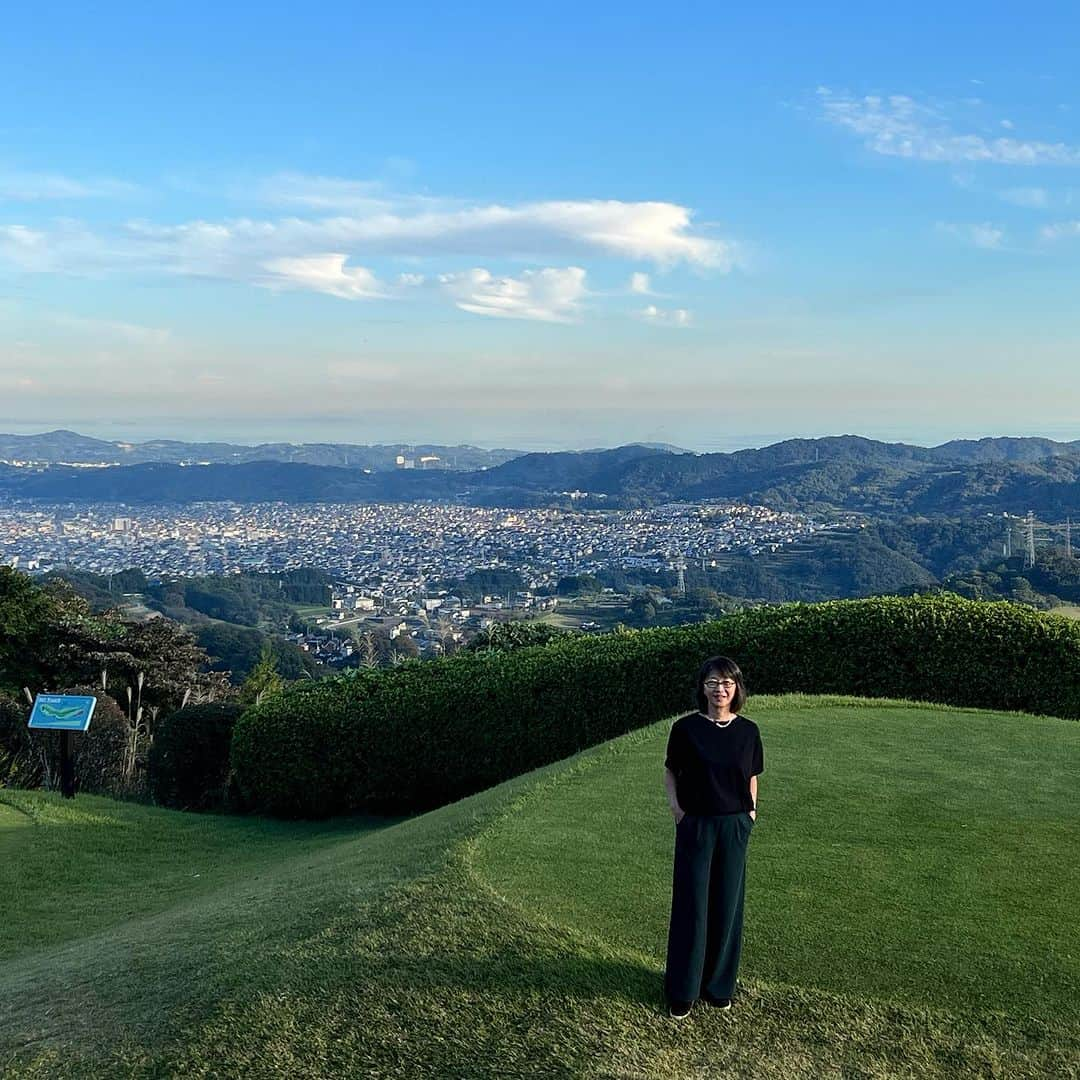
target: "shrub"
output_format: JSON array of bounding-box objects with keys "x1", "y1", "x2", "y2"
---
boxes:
[
  {"x1": 231, "y1": 594, "x2": 1080, "y2": 818},
  {"x1": 0, "y1": 691, "x2": 31, "y2": 786},
  {"x1": 148, "y1": 703, "x2": 245, "y2": 811},
  {"x1": 0, "y1": 688, "x2": 132, "y2": 796},
  {"x1": 465, "y1": 621, "x2": 571, "y2": 653}
]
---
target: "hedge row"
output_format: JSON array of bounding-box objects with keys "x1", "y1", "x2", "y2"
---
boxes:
[
  {"x1": 148, "y1": 703, "x2": 244, "y2": 812},
  {"x1": 231, "y1": 594, "x2": 1080, "y2": 818}
]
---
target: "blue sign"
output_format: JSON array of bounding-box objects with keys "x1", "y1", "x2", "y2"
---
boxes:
[{"x1": 28, "y1": 694, "x2": 97, "y2": 732}]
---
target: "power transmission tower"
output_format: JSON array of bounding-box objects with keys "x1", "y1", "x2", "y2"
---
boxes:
[
  {"x1": 1068, "y1": 517, "x2": 1073, "y2": 559},
  {"x1": 1025, "y1": 511, "x2": 1036, "y2": 569},
  {"x1": 676, "y1": 558, "x2": 687, "y2": 598}
]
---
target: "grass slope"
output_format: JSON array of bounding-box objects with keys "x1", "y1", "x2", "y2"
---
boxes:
[
  {"x1": 474, "y1": 696, "x2": 1080, "y2": 1022},
  {"x1": 1, "y1": 696, "x2": 1078, "y2": 1078}
]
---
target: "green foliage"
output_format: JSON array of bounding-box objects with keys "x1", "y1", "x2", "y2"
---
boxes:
[
  {"x1": 232, "y1": 594, "x2": 1080, "y2": 818},
  {"x1": 0, "y1": 688, "x2": 131, "y2": 796},
  {"x1": 443, "y1": 568, "x2": 525, "y2": 602},
  {"x1": 148, "y1": 568, "x2": 331, "y2": 627},
  {"x1": 465, "y1": 621, "x2": 570, "y2": 653},
  {"x1": 239, "y1": 642, "x2": 285, "y2": 705},
  {"x1": 556, "y1": 574, "x2": 600, "y2": 596},
  {"x1": 0, "y1": 691, "x2": 30, "y2": 786},
  {"x1": 197, "y1": 623, "x2": 316, "y2": 682},
  {"x1": 939, "y1": 548, "x2": 1080, "y2": 609},
  {"x1": 41, "y1": 567, "x2": 150, "y2": 612},
  {"x1": 0, "y1": 570, "x2": 230, "y2": 749},
  {"x1": 147, "y1": 703, "x2": 245, "y2": 811}
]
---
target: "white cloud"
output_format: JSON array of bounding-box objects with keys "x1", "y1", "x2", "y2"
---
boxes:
[
  {"x1": 0, "y1": 189, "x2": 726, "y2": 321},
  {"x1": 0, "y1": 171, "x2": 137, "y2": 201},
  {"x1": 439, "y1": 267, "x2": 587, "y2": 322},
  {"x1": 0, "y1": 224, "x2": 46, "y2": 254},
  {"x1": 261, "y1": 254, "x2": 388, "y2": 299},
  {"x1": 1000, "y1": 119, "x2": 1015, "y2": 130},
  {"x1": 999, "y1": 186, "x2": 1049, "y2": 208},
  {"x1": 1041, "y1": 220, "x2": 1080, "y2": 240},
  {"x1": 818, "y1": 87, "x2": 1080, "y2": 166},
  {"x1": 0, "y1": 221, "x2": 108, "y2": 273},
  {"x1": 937, "y1": 222, "x2": 1005, "y2": 249},
  {"x1": 4, "y1": 196, "x2": 728, "y2": 279},
  {"x1": 638, "y1": 304, "x2": 692, "y2": 327}
]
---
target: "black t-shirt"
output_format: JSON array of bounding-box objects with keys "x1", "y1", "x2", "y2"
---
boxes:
[{"x1": 664, "y1": 713, "x2": 764, "y2": 815}]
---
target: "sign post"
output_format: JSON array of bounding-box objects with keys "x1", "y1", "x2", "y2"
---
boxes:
[{"x1": 28, "y1": 695, "x2": 97, "y2": 799}]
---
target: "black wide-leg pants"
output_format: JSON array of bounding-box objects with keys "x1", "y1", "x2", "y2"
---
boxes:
[{"x1": 664, "y1": 812, "x2": 753, "y2": 1003}]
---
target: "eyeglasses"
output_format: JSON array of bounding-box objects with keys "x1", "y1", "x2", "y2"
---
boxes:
[{"x1": 703, "y1": 679, "x2": 736, "y2": 691}]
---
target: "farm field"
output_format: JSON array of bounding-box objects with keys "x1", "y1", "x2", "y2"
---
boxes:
[{"x1": 2, "y1": 697, "x2": 1077, "y2": 1078}]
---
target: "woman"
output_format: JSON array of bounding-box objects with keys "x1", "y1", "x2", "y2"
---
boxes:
[{"x1": 663, "y1": 655, "x2": 763, "y2": 1019}]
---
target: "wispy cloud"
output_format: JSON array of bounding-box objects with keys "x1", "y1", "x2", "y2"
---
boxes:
[
  {"x1": 0, "y1": 221, "x2": 110, "y2": 273},
  {"x1": 0, "y1": 182, "x2": 730, "y2": 323},
  {"x1": 439, "y1": 267, "x2": 587, "y2": 322},
  {"x1": 53, "y1": 314, "x2": 172, "y2": 346},
  {"x1": 818, "y1": 88, "x2": 1080, "y2": 166},
  {"x1": 4, "y1": 196, "x2": 730, "y2": 278},
  {"x1": 637, "y1": 304, "x2": 692, "y2": 327},
  {"x1": 0, "y1": 171, "x2": 137, "y2": 201},
  {"x1": 999, "y1": 186, "x2": 1050, "y2": 208},
  {"x1": 937, "y1": 222, "x2": 1005, "y2": 249},
  {"x1": 252, "y1": 172, "x2": 402, "y2": 213},
  {"x1": 1041, "y1": 220, "x2": 1080, "y2": 240}
]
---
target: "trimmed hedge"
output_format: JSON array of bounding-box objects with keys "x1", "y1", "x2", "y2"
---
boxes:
[
  {"x1": 231, "y1": 594, "x2": 1080, "y2": 818},
  {"x1": 148, "y1": 703, "x2": 245, "y2": 811}
]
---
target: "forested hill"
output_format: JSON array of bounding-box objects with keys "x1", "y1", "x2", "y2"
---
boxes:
[
  {"x1": 0, "y1": 430, "x2": 521, "y2": 470},
  {"x1": 3, "y1": 435, "x2": 1080, "y2": 516}
]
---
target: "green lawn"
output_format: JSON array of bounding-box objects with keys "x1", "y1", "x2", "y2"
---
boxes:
[
  {"x1": 0, "y1": 790, "x2": 386, "y2": 961},
  {"x1": 474, "y1": 697, "x2": 1080, "y2": 1023},
  {"x1": 1, "y1": 696, "x2": 1078, "y2": 1078}
]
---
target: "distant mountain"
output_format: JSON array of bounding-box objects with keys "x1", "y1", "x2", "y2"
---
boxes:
[
  {"x1": 0, "y1": 430, "x2": 522, "y2": 471},
  {"x1": 931, "y1": 437, "x2": 1080, "y2": 464},
  {"x1": 2, "y1": 434, "x2": 1080, "y2": 517}
]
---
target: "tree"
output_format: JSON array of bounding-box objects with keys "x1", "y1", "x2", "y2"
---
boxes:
[
  {"x1": 627, "y1": 594, "x2": 657, "y2": 624},
  {"x1": 357, "y1": 631, "x2": 380, "y2": 670},
  {"x1": 239, "y1": 642, "x2": 285, "y2": 705},
  {"x1": 556, "y1": 574, "x2": 600, "y2": 597},
  {"x1": 465, "y1": 620, "x2": 568, "y2": 653}
]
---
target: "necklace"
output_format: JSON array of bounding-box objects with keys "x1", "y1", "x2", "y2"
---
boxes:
[{"x1": 700, "y1": 712, "x2": 735, "y2": 728}]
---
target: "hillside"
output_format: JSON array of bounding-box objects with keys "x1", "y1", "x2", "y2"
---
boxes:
[
  {"x1": 2, "y1": 697, "x2": 1077, "y2": 1078},
  {"x1": 0, "y1": 430, "x2": 521, "y2": 470},
  {"x1": 4, "y1": 435, "x2": 1080, "y2": 517}
]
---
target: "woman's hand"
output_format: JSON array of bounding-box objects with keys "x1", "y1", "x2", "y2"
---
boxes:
[
  {"x1": 672, "y1": 807, "x2": 686, "y2": 825},
  {"x1": 749, "y1": 809, "x2": 757, "y2": 822}
]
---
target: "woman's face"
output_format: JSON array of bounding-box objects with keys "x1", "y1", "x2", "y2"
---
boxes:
[{"x1": 703, "y1": 673, "x2": 737, "y2": 712}]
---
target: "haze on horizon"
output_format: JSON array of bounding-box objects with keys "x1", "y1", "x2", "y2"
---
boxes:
[{"x1": 2, "y1": 4, "x2": 1079, "y2": 453}]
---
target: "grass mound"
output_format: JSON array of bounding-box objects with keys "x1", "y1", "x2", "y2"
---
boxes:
[
  {"x1": 2, "y1": 696, "x2": 1078, "y2": 1078},
  {"x1": 474, "y1": 696, "x2": 1080, "y2": 1023}
]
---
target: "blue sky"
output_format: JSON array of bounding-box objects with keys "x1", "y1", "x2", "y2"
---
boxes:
[{"x1": 2, "y1": 2, "x2": 1079, "y2": 451}]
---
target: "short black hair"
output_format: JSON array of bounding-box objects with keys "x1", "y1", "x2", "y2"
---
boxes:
[{"x1": 694, "y1": 655, "x2": 747, "y2": 714}]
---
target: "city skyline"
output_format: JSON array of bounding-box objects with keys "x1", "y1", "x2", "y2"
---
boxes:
[{"x1": 3, "y1": 4, "x2": 1080, "y2": 451}]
